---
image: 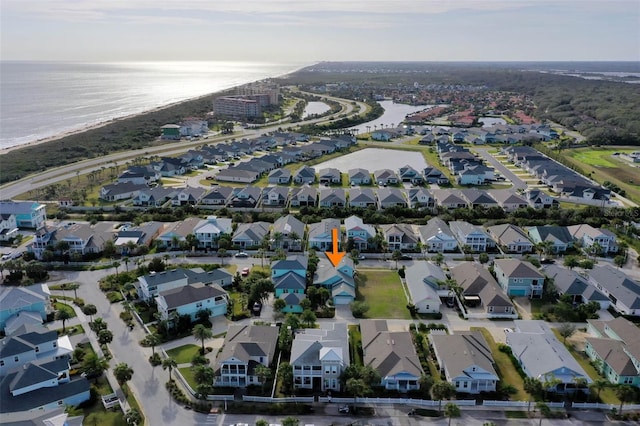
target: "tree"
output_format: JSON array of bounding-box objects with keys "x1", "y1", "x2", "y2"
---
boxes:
[
  {"x1": 193, "y1": 365, "x2": 215, "y2": 386},
  {"x1": 192, "y1": 324, "x2": 213, "y2": 355},
  {"x1": 112, "y1": 261, "x2": 121, "y2": 277},
  {"x1": 55, "y1": 309, "x2": 72, "y2": 332},
  {"x1": 148, "y1": 257, "x2": 166, "y2": 272},
  {"x1": 478, "y1": 252, "x2": 489, "y2": 264},
  {"x1": 535, "y1": 241, "x2": 554, "y2": 260},
  {"x1": 82, "y1": 304, "x2": 98, "y2": 322},
  {"x1": 391, "y1": 249, "x2": 403, "y2": 269},
  {"x1": 125, "y1": 408, "x2": 142, "y2": 425},
  {"x1": 444, "y1": 402, "x2": 461, "y2": 426},
  {"x1": 588, "y1": 242, "x2": 603, "y2": 260},
  {"x1": 558, "y1": 323, "x2": 576, "y2": 344},
  {"x1": 284, "y1": 313, "x2": 301, "y2": 331},
  {"x1": 523, "y1": 377, "x2": 543, "y2": 400},
  {"x1": 419, "y1": 374, "x2": 434, "y2": 397},
  {"x1": 273, "y1": 298, "x2": 286, "y2": 312},
  {"x1": 614, "y1": 255, "x2": 626, "y2": 268},
  {"x1": 113, "y1": 363, "x2": 134, "y2": 388},
  {"x1": 345, "y1": 378, "x2": 370, "y2": 397},
  {"x1": 563, "y1": 256, "x2": 579, "y2": 270},
  {"x1": 256, "y1": 421, "x2": 269, "y2": 426},
  {"x1": 162, "y1": 357, "x2": 178, "y2": 381},
  {"x1": 301, "y1": 309, "x2": 316, "y2": 327},
  {"x1": 254, "y1": 364, "x2": 272, "y2": 394},
  {"x1": 217, "y1": 248, "x2": 227, "y2": 265},
  {"x1": 589, "y1": 379, "x2": 609, "y2": 402},
  {"x1": 142, "y1": 332, "x2": 161, "y2": 355},
  {"x1": 431, "y1": 381, "x2": 456, "y2": 413},
  {"x1": 535, "y1": 402, "x2": 551, "y2": 426},
  {"x1": 282, "y1": 417, "x2": 299, "y2": 426},
  {"x1": 433, "y1": 252, "x2": 444, "y2": 266},
  {"x1": 350, "y1": 301, "x2": 369, "y2": 318},
  {"x1": 185, "y1": 233, "x2": 199, "y2": 252},
  {"x1": 542, "y1": 374, "x2": 562, "y2": 400},
  {"x1": 98, "y1": 329, "x2": 114, "y2": 345},
  {"x1": 615, "y1": 384, "x2": 637, "y2": 413},
  {"x1": 278, "y1": 362, "x2": 294, "y2": 394},
  {"x1": 90, "y1": 317, "x2": 108, "y2": 333},
  {"x1": 82, "y1": 353, "x2": 109, "y2": 383}
]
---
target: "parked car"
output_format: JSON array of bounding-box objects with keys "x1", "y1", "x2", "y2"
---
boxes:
[
  {"x1": 399, "y1": 254, "x2": 412, "y2": 260},
  {"x1": 241, "y1": 267, "x2": 250, "y2": 276},
  {"x1": 252, "y1": 302, "x2": 262, "y2": 315},
  {"x1": 235, "y1": 252, "x2": 249, "y2": 258},
  {"x1": 540, "y1": 258, "x2": 555, "y2": 264},
  {"x1": 339, "y1": 405, "x2": 350, "y2": 414},
  {"x1": 504, "y1": 328, "x2": 514, "y2": 334}
]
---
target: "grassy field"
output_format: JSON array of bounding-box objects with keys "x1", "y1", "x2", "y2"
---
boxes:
[
  {"x1": 178, "y1": 367, "x2": 198, "y2": 389},
  {"x1": 53, "y1": 301, "x2": 77, "y2": 318},
  {"x1": 355, "y1": 269, "x2": 411, "y2": 319},
  {"x1": 166, "y1": 344, "x2": 201, "y2": 364},
  {"x1": 561, "y1": 147, "x2": 640, "y2": 204},
  {"x1": 348, "y1": 324, "x2": 363, "y2": 366},
  {"x1": 472, "y1": 327, "x2": 529, "y2": 401}
]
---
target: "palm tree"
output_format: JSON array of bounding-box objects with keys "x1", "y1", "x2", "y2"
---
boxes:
[
  {"x1": 217, "y1": 248, "x2": 227, "y2": 265},
  {"x1": 444, "y1": 402, "x2": 461, "y2": 426},
  {"x1": 113, "y1": 363, "x2": 134, "y2": 391},
  {"x1": 193, "y1": 324, "x2": 213, "y2": 355},
  {"x1": 301, "y1": 309, "x2": 316, "y2": 327},
  {"x1": 125, "y1": 408, "x2": 142, "y2": 425},
  {"x1": 257, "y1": 248, "x2": 267, "y2": 268},
  {"x1": 391, "y1": 249, "x2": 403, "y2": 269},
  {"x1": 112, "y1": 261, "x2": 121, "y2": 277},
  {"x1": 431, "y1": 381, "x2": 456, "y2": 413},
  {"x1": 589, "y1": 379, "x2": 609, "y2": 402},
  {"x1": 162, "y1": 357, "x2": 178, "y2": 381},
  {"x1": 254, "y1": 364, "x2": 272, "y2": 394},
  {"x1": 82, "y1": 304, "x2": 97, "y2": 322},
  {"x1": 55, "y1": 309, "x2": 72, "y2": 332},
  {"x1": 535, "y1": 240, "x2": 554, "y2": 260},
  {"x1": 614, "y1": 384, "x2": 636, "y2": 413},
  {"x1": 143, "y1": 332, "x2": 162, "y2": 355},
  {"x1": 82, "y1": 353, "x2": 109, "y2": 383}
]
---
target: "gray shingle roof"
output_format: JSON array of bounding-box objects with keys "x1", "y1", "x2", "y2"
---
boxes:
[
  {"x1": 360, "y1": 320, "x2": 423, "y2": 379},
  {"x1": 158, "y1": 282, "x2": 227, "y2": 309}
]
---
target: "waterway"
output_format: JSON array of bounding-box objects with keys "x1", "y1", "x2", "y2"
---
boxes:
[
  {"x1": 350, "y1": 100, "x2": 433, "y2": 133},
  {"x1": 302, "y1": 101, "x2": 331, "y2": 118}
]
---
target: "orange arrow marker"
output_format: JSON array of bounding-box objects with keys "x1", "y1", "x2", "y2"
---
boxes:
[{"x1": 325, "y1": 228, "x2": 345, "y2": 267}]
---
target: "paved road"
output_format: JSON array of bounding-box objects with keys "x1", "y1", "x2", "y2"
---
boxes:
[{"x1": 473, "y1": 146, "x2": 528, "y2": 190}]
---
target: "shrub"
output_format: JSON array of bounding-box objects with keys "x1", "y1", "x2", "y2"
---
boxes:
[
  {"x1": 149, "y1": 353, "x2": 162, "y2": 366},
  {"x1": 73, "y1": 298, "x2": 85, "y2": 307},
  {"x1": 106, "y1": 292, "x2": 124, "y2": 303}
]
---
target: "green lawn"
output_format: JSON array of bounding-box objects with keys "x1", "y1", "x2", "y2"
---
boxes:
[
  {"x1": 355, "y1": 270, "x2": 411, "y2": 319},
  {"x1": 566, "y1": 148, "x2": 636, "y2": 168},
  {"x1": 178, "y1": 367, "x2": 198, "y2": 389},
  {"x1": 166, "y1": 344, "x2": 201, "y2": 364},
  {"x1": 472, "y1": 327, "x2": 529, "y2": 401},
  {"x1": 348, "y1": 325, "x2": 363, "y2": 366},
  {"x1": 82, "y1": 376, "x2": 128, "y2": 426},
  {"x1": 53, "y1": 302, "x2": 77, "y2": 318}
]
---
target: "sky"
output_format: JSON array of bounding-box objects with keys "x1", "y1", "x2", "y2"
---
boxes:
[{"x1": 1, "y1": 0, "x2": 639, "y2": 62}]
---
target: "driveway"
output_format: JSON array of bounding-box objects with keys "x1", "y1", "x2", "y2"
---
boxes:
[{"x1": 473, "y1": 147, "x2": 528, "y2": 190}]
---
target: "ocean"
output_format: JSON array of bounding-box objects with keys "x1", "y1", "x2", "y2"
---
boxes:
[{"x1": 0, "y1": 61, "x2": 306, "y2": 150}]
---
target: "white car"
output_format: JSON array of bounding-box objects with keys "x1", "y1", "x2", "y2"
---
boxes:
[{"x1": 504, "y1": 328, "x2": 514, "y2": 333}]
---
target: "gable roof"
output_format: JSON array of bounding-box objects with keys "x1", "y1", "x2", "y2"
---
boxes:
[
  {"x1": 588, "y1": 264, "x2": 640, "y2": 309},
  {"x1": 486, "y1": 224, "x2": 533, "y2": 246},
  {"x1": 430, "y1": 331, "x2": 497, "y2": 379},
  {"x1": 542, "y1": 265, "x2": 608, "y2": 302},
  {"x1": 360, "y1": 320, "x2": 423, "y2": 379},
  {"x1": 494, "y1": 259, "x2": 544, "y2": 279},
  {"x1": 290, "y1": 323, "x2": 349, "y2": 367},
  {"x1": 405, "y1": 262, "x2": 445, "y2": 303},
  {"x1": 216, "y1": 324, "x2": 279, "y2": 366},
  {"x1": 157, "y1": 282, "x2": 227, "y2": 309}
]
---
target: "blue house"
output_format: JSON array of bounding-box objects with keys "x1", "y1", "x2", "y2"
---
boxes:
[
  {"x1": 0, "y1": 285, "x2": 50, "y2": 332},
  {"x1": 493, "y1": 259, "x2": 545, "y2": 298},
  {"x1": 272, "y1": 255, "x2": 309, "y2": 313},
  {"x1": 313, "y1": 257, "x2": 356, "y2": 305},
  {"x1": 156, "y1": 283, "x2": 228, "y2": 321}
]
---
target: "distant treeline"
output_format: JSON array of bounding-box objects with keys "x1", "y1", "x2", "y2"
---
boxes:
[
  {"x1": 0, "y1": 91, "x2": 226, "y2": 184},
  {"x1": 280, "y1": 62, "x2": 640, "y2": 146}
]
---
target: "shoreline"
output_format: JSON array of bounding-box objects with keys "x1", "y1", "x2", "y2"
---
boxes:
[{"x1": 0, "y1": 62, "x2": 312, "y2": 156}]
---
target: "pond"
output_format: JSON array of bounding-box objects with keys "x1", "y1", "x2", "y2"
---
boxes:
[
  {"x1": 350, "y1": 100, "x2": 434, "y2": 133},
  {"x1": 302, "y1": 101, "x2": 331, "y2": 118},
  {"x1": 314, "y1": 148, "x2": 428, "y2": 173}
]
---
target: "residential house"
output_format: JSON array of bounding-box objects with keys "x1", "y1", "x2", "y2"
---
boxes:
[
  {"x1": 156, "y1": 282, "x2": 228, "y2": 321},
  {"x1": 293, "y1": 166, "x2": 316, "y2": 184},
  {"x1": 348, "y1": 188, "x2": 377, "y2": 208},
  {"x1": 290, "y1": 323, "x2": 350, "y2": 392},
  {"x1": 289, "y1": 186, "x2": 318, "y2": 207},
  {"x1": 200, "y1": 186, "x2": 234, "y2": 206},
  {"x1": 271, "y1": 215, "x2": 306, "y2": 251},
  {"x1": 567, "y1": 224, "x2": 618, "y2": 255},
  {"x1": 449, "y1": 221, "x2": 492, "y2": 252},
  {"x1": 404, "y1": 262, "x2": 445, "y2": 314},
  {"x1": 489, "y1": 190, "x2": 529, "y2": 212},
  {"x1": 422, "y1": 166, "x2": 449, "y2": 184},
  {"x1": 524, "y1": 189, "x2": 558, "y2": 209},
  {"x1": 214, "y1": 325, "x2": 280, "y2": 387},
  {"x1": 232, "y1": 222, "x2": 270, "y2": 249},
  {"x1": 160, "y1": 124, "x2": 181, "y2": 140},
  {"x1": 133, "y1": 187, "x2": 175, "y2": 207},
  {"x1": 373, "y1": 169, "x2": 399, "y2": 186},
  {"x1": 542, "y1": 265, "x2": 609, "y2": 309},
  {"x1": 450, "y1": 262, "x2": 516, "y2": 318},
  {"x1": 430, "y1": 331, "x2": 499, "y2": 394},
  {"x1": 486, "y1": 224, "x2": 534, "y2": 254},
  {"x1": 507, "y1": 320, "x2": 592, "y2": 392},
  {"x1": 418, "y1": 217, "x2": 459, "y2": 253},
  {"x1": 398, "y1": 165, "x2": 423, "y2": 184},
  {"x1": 113, "y1": 222, "x2": 162, "y2": 254},
  {"x1": 313, "y1": 257, "x2": 356, "y2": 305},
  {"x1": 228, "y1": 186, "x2": 262, "y2": 208},
  {"x1": 41, "y1": 222, "x2": 115, "y2": 258},
  {"x1": 587, "y1": 265, "x2": 640, "y2": 317},
  {"x1": 308, "y1": 219, "x2": 341, "y2": 251},
  {"x1": 99, "y1": 182, "x2": 147, "y2": 201},
  {"x1": 407, "y1": 188, "x2": 435, "y2": 209},
  {"x1": 318, "y1": 168, "x2": 342, "y2": 185},
  {"x1": 272, "y1": 256, "x2": 308, "y2": 313},
  {"x1": 348, "y1": 168, "x2": 371, "y2": 185},
  {"x1": 457, "y1": 164, "x2": 494, "y2": 185},
  {"x1": 431, "y1": 189, "x2": 468, "y2": 210},
  {"x1": 155, "y1": 217, "x2": 201, "y2": 249},
  {"x1": 360, "y1": 320, "x2": 424, "y2": 392},
  {"x1": 344, "y1": 215, "x2": 376, "y2": 251},
  {"x1": 261, "y1": 186, "x2": 290, "y2": 207},
  {"x1": 0, "y1": 213, "x2": 18, "y2": 242},
  {"x1": 493, "y1": 259, "x2": 545, "y2": 298},
  {"x1": 380, "y1": 223, "x2": 419, "y2": 251},
  {"x1": 193, "y1": 216, "x2": 233, "y2": 249},
  {"x1": 460, "y1": 189, "x2": 498, "y2": 209},
  {"x1": 0, "y1": 285, "x2": 50, "y2": 332},
  {"x1": 170, "y1": 187, "x2": 206, "y2": 206},
  {"x1": 152, "y1": 157, "x2": 188, "y2": 176},
  {"x1": 215, "y1": 168, "x2": 259, "y2": 183},
  {"x1": 527, "y1": 226, "x2": 573, "y2": 253},
  {"x1": 371, "y1": 129, "x2": 396, "y2": 141},
  {"x1": 137, "y1": 267, "x2": 233, "y2": 300},
  {"x1": 318, "y1": 188, "x2": 346, "y2": 208},
  {"x1": 267, "y1": 168, "x2": 291, "y2": 184},
  {"x1": 377, "y1": 188, "x2": 407, "y2": 209},
  {"x1": 117, "y1": 166, "x2": 160, "y2": 185},
  {"x1": 585, "y1": 317, "x2": 640, "y2": 387}
]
